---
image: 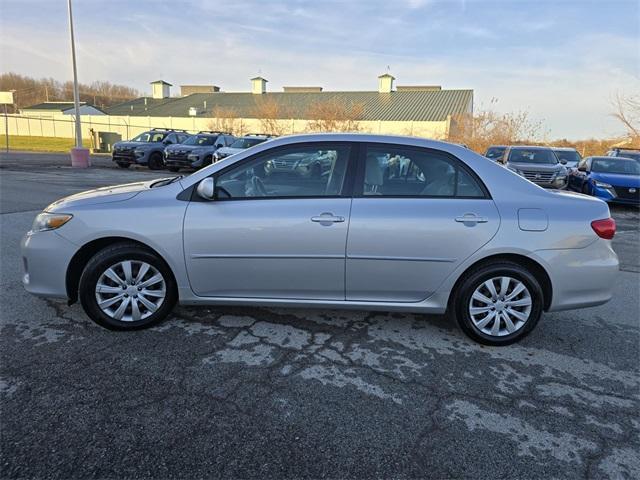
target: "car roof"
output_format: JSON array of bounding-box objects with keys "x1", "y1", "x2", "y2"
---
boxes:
[
  {"x1": 486, "y1": 145, "x2": 507, "y2": 149},
  {"x1": 552, "y1": 147, "x2": 578, "y2": 151},
  {"x1": 508, "y1": 145, "x2": 553, "y2": 150},
  {"x1": 589, "y1": 156, "x2": 636, "y2": 161}
]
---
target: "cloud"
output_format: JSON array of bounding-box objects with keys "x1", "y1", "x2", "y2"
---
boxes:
[{"x1": 0, "y1": 0, "x2": 638, "y2": 139}]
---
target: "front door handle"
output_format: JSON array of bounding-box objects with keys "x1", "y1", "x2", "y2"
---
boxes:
[
  {"x1": 311, "y1": 212, "x2": 345, "y2": 225},
  {"x1": 455, "y1": 213, "x2": 489, "y2": 224}
]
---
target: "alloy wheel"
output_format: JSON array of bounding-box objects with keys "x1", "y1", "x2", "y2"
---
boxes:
[
  {"x1": 95, "y1": 260, "x2": 166, "y2": 322},
  {"x1": 468, "y1": 276, "x2": 532, "y2": 337}
]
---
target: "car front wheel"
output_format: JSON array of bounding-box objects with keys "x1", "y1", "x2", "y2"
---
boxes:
[
  {"x1": 147, "y1": 152, "x2": 164, "y2": 170},
  {"x1": 78, "y1": 243, "x2": 177, "y2": 330},
  {"x1": 453, "y1": 261, "x2": 543, "y2": 346}
]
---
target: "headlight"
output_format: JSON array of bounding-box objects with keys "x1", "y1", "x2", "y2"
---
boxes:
[
  {"x1": 134, "y1": 149, "x2": 146, "y2": 157},
  {"x1": 32, "y1": 213, "x2": 73, "y2": 232},
  {"x1": 187, "y1": 154, "x2": 199, "y2": 160},
  {"x1": 594, "y1": 180, "x2": 613, "y2": 188}
]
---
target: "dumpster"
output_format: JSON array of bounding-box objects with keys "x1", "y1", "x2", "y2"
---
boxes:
[{"x1": 94, "y1": 131, "x2": 122, "y2": 153}]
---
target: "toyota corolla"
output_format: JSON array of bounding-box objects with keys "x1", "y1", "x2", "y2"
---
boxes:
[{"x1": 21, "y1": 134, "x2": 619, "y2": 345}]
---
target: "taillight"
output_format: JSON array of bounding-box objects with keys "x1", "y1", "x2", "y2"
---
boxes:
[{"x1": 591, "y1": 218, "x2": 616, "y2": 240}]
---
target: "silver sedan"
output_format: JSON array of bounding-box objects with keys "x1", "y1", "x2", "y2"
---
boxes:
[{"x1": 21, "y1": 134, "x2": 619, "y2": 345}]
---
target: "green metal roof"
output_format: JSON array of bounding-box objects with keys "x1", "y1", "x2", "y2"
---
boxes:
[
  {"x1": 22, "y1": 102, "x2": 86, "y2": 111},
  {"x1": 105, "y1": 89, "x2": 473, "y2": 122}
]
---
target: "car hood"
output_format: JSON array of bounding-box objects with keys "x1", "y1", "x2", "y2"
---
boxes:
[
  {"x1": 507, "y1": 162, "x2": 564, "y2": 172},
  {"x1": 113, "y1": 141, "x2": 152, "y2": 150},
  {"x1": 591, "y1": 172, "x2": 640, "y2": 187},
  {"x1": 166, "y1": 144, "x2": 199, "y2": 153},
  {"x1": 217, "y1": 147, "x2": 244, "y2": 156},
  {"x1": 45, "y1": 179, "x2": 164, "y2": 211}
]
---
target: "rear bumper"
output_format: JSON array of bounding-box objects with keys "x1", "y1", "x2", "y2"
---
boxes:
[
  {"x1": 21, "y1": 230, "x2": 77, "y2": 299},
  {"x1": 533, "y1": 239, "x2": 619, "y2": 312}
]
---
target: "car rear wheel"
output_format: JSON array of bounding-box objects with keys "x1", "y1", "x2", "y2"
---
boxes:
[
  {"x1": 78, "y1": 243, "x2": 177, "y2": 330},
  {"x1": 452, "y1": 261, "x2": 543, "y2": 346},
  {"x1": 147, "y1": 152, "x2": 164, "y2": 170},
  {"x1": 116, "y1": 162, "x2": 130, "y2": 169}
]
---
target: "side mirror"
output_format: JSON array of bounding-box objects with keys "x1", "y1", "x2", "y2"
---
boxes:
[
  {"x1": 560, "y1": 159, "x2": 567, "y2": 165},
  {"x1": 578, "y1": 165, "x2": 587, "y2": 172},
  {"x1": 163, "y1": 140, "x2": 172, "y2": 145},
  {"x1": 196, "y1": 177, "x2": 216, "y2": 200},
  {"x1": 215, "y1": 143, "x2": 223, "y2": 149}
]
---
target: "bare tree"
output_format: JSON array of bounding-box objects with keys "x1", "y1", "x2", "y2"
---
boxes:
[
  {"x1": 305, "y1": 99, "x2": 364, "y2": 132},
  {"x1": 449, "y1": 99, "x2": 545, "y2": 153},
  {"x1": 611, "y1": 91, "x2": 640, "y2": 143},
  {"x1": 208, "y1": 107, "x2": 239, "y2": 134},
  {"x1": 0, "y1": 72, "x2": 140, "y2": 112},
  {"x1": 250, "y1": 97, "x2": 292, "y2": 136}
]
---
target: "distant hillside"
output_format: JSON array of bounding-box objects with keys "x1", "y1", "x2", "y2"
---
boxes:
[{"x1": 0, "y1": 72, "x2": 140, "y2": 112}]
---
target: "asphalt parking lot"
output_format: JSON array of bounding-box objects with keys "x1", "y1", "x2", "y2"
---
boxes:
[{"x1": 1, "y1": 151, "x2": 639, "y2": 479}]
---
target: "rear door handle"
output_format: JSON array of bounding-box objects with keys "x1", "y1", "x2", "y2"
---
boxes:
[
  {"x1": 311, "y1": 212, "x2": 345, "y2": 225},
  {"x1": 455, "y1": 214, "x2": 489, "y2": 224}
]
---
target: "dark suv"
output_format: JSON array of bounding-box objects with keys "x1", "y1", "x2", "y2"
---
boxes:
[
  {"x1": 500, "y1": 146, "x2": 569, "y2": 189},
  {"x1": 607, "y1": 147, "x2": 640, "y2": 162},
  {"x1": 484, "y1": 145, "x2": 507, "y2": 162},
  {"x1": 112, "y1": 129, "x2": 191, "y2": 170},
  {"x1": 164, "y1": 131, "x2": 235, "y2": 172}
]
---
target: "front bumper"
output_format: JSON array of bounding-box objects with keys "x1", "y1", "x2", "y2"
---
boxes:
[
  {"x1": 21, "y1": 230, "x2": 78, "y2": 299},
  {"x1": 533, "y1": 238, "x2": 619, "y2": 312},
  {"x1": 592, "y1": 185, "x2": 640, "y2": 206},
  {"x1": 165, "y1": 153, "x2": 201, "y2": 169},
  {"x1": 112, "y1": 150, "x2": 148, "y2": 165}
]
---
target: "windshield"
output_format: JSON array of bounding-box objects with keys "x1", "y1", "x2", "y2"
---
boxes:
[
  {"x1": 485, "y1": 147, "x2": 505, "y2": 159},
  {"x1": 182, "y1": 135, "x2": 217, "y2": 146},
  {"x1": 617, "y1": 152, "x2": 640, "y2": 162},
  {"x1": 131, "y1": 131, "x2": 166, "y2": 143},
  {"x1": 230, "y1": 138, "x2": 266, "y2": 149},
  {"x1": 592, "y1": 159, "x2": 640, "y2": 175},
  {"x1": 554, "y1": 150, "x2": 581, "y2": 164},
  {"x1": 508, "y1": 148, "x2": 558, "y2": 164}
]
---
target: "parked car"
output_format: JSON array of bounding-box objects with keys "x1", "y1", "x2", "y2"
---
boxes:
[
  {"x1": 111, "y1": 129, "x2": 191, "y2": 170},
  {"x1": 484, "y1": 145, "x2": 507, "y2": 162},
  {"x1": 606, "y1": 147, "x2": 640, "y2": 162},
  {"x1": 213, "y1": 134, "x2": 273, "y2": 161},
  {"x1": 568, "y1": 156, "x2": 640, "y2": 205},
  {"x1": 164, "y1": 132, "x2": 235, "y2": 172},
  {"x1": 499, "y1": 146, "x2": 569, "y2": 189},
  {"x1": 21, "y1": 134, "x2": 618, "y2": 346},
  {"x1": 552, "y1": 147, "x2": 582, "y2": 169},
  {"x1": 264, "y1": 150, "x2": 337, "y2": 177}
]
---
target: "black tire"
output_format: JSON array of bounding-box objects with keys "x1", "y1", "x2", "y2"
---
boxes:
[
  {"x1": 167, "y1": 166, "x2": 180, "y2": 172},
  {"x1": 147, "y1": 152, "x2": 164, "y2": 170},
  {"x1": 452, "y1": 261, "x2": 543, "y2": 346},
  {"x1": 78, "y1": 242, "x2": 177, "y2": 331},
  {"x1": 203, "y1": 155, "x2": 213, "y2": 167},
  {"x1": 116, "y1": 162, "x2": 130, "y2": 169}
]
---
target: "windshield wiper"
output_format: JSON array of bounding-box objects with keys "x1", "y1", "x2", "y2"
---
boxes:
[{"x1": 150, "y1": 176, "x2": 183, "y2": 188}]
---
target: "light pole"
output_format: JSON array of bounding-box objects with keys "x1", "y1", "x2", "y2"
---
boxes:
[{"x1": 67, "y1": 0, "x2": 90, "y2": 167}]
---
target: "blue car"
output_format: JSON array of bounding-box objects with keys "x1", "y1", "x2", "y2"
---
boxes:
[{"x1": 568, "y1": 156, "x2": 640, "y2": 205}]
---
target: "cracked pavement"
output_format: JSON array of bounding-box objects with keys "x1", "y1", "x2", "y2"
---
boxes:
[{"x1": 1, "y1": 152, "x2": 639, "y2": 479}]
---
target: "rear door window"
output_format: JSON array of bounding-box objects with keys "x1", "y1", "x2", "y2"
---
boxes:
[{"x1": 360, "y1": 144, "x2": 486, "y2": 198}]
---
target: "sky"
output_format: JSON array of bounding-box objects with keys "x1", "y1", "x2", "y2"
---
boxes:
[{"x1": 0, "y1": 0, "x2": 638, "y2": 139}]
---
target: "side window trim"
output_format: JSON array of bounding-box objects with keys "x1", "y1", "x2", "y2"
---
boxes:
[
  {"x1": 207, "y1": 141, "x2": 359, "y2": 201},
  {"x1": 354, "y1": 142, "x2": 491, "y2": 200}
]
